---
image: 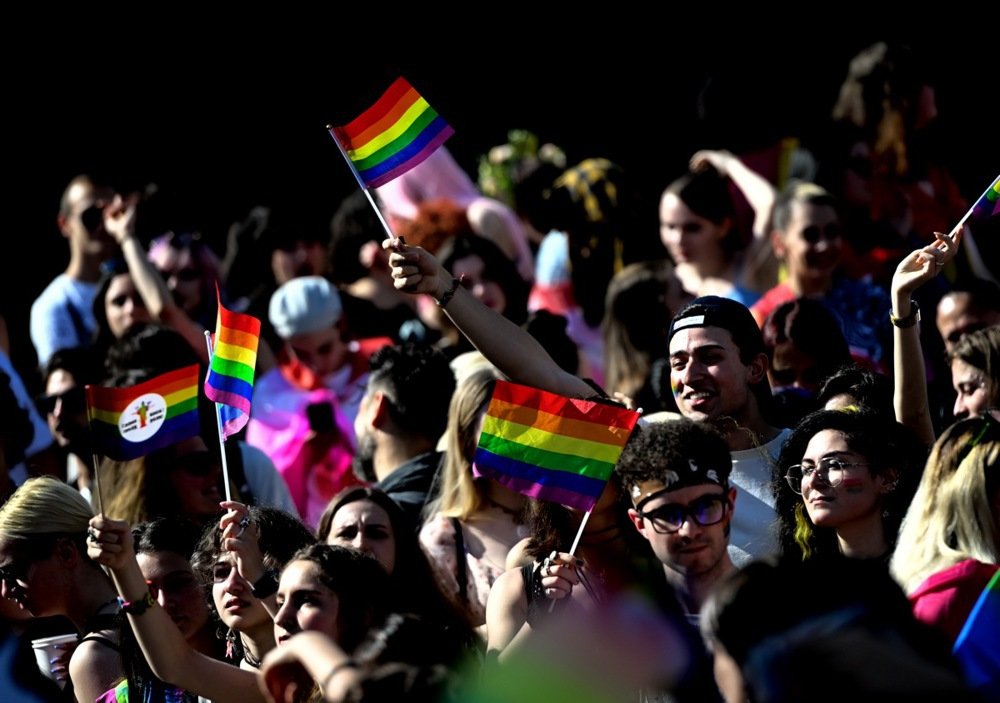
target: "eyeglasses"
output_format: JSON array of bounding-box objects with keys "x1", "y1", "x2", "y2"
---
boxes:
[
  {"x1": 637, "y1": 494, "x2": 728, "y2": 534},
  {"x1": 145, "y1": 573, "x2": 200, "y2": 599},
  {"x1": 784, "y1": 457, "x2": 868, "y2": 494},
  {"x1": 36, "y1": 387, "x2": 87, "y2": 416}
]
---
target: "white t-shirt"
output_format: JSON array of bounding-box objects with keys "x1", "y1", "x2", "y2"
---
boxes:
[
  {"x1": 727, "y1": 427, "x2": 791, "y2": 567},
  {"x1": 30, "y1": 274, "x2": 99, "y2": 367}
]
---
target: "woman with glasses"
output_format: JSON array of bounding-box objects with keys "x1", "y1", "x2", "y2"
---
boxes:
[
  {"x1": 0, "y1": 476, "x2": 124, "y2": 702},
  {"x1": 891, "y1": 416, "x2": 1000, "y2": 645},
  {"x1": 773, "y1": 408, "x2": 919, "y2": 564}
]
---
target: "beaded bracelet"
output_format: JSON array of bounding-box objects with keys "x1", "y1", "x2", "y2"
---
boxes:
[
  {"x1": 319, "y1": 659, "x2": 358, "y2": 691},
  {"x1": 118, "y1": 591, "x2": 155, "y2": 616}
]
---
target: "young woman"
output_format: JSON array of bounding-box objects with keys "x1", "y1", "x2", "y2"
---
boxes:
[
  {"x1": 419, "y1": 366, "x2": 529, "y2": 629},
  {"x1": 773, "y1": 408, "x2": 918, "y2": 563},
  {"x1": 891, "y1": 416, "x2": 1000, "y2": 644},
  {"x1": 0, "y1": 477, "x2": 123, "y2": 702},
  {"x1": 316, "y1": 487, "x2": 478, "y2": 654}
]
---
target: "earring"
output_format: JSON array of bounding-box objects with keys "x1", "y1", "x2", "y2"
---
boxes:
[{"x1": 225, "y1": 628, "x2": 238, "y2": 660}]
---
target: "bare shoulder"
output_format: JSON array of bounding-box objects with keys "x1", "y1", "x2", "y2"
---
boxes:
[{"x1": 70, "y1": 635, "x2": 123, "y2": 702}]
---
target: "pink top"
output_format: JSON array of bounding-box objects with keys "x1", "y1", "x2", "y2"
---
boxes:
[{"x1": 909, "y1": 559, "x2": 999, "y2": 644}]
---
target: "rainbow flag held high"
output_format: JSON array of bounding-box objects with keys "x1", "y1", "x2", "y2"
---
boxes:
[
  {"x1": 86, "y1": 365, "x2": 200, "y2": 461},
  {"x1": 330, "y1": 77, "x2": 454, "y2": 189},
  {"x1": 204, "y1": 296, "x2": 260, "y2": 439},
  {"x1": 473, "y1": 380, "x2": 641, "y2": 512},
  {"x1": 970, "y1": 174, "x2": 1000, "y2": 220}
]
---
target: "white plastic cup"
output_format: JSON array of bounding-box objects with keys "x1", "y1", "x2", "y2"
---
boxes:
[{"x1": 30, "y1": 633, "x2": 79, "y2": 688}]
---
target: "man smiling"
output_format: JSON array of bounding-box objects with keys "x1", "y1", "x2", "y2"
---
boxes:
[{"x1": 668, "y1": 296, "x2": 789, "y2": 565}]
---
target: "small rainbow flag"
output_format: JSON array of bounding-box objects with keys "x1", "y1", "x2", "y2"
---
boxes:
[
  {"x1": 86, "y1": 365, "x2": 200, "y2": 461},
  {"x1": 473, "y1": 380, "x2": 641, "y2": 512},
  {"x1": 330, "y1": 77, "x2": 454, "y2": 189},
  {"x1": 970, "y1": 174, "x2": 1000, "y2": 219},
  {"x1": 204, "y1": 296, "x2": 261, "y2": 439}
]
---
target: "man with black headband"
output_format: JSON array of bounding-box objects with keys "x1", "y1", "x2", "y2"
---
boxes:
[
  {"x1": 667, "y1": 296, "x2": 789, "y2": 565},
  {"x1": 619, "y1": 418, "x2": 736, "y2": 624}
]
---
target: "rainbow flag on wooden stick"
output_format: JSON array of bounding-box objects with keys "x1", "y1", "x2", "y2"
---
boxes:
[
  {"x1": 86, "y1": 365, "x2": 200, "y2": 460},
  {"x1": 474, "y1": 380, "x2": 641, "y2": 512},
  {"x1": 204, "y1": 295, "x2": 260, "y2": 439},
  {"x1": 330, "y1": 77, "x2": 454, "y2": 189}
]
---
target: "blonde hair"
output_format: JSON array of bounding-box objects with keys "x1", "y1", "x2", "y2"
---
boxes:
[
  {"x1": 0, "y1": 476, "x2": 94, "y2": 538},
  {"x1": 890, "y1": 417, "x2": 1000, "y2": 593},
  {"x1": 424, "y1": 366, "x2": 501, "y2": 521},
  {"x1": 101, "y1": 457, "x2": 150, "y2": 525}
]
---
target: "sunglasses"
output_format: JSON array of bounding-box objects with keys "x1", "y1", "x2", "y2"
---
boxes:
[
  {"x1": 36, "y1": 387, "x2": 87, "y2": 416},
  {"x1": 161, "y1": 267, "x2": 201, "y2": 283},
  {"x1": 0, "y1": 562, "x2": 30, "y2": 588},
  {"x1": 145, "y1": 573, "x2": 200, "y2": 599},
  {"x1": 637, "y1": 494, "x2": 728, "y2": 534},
  {"x1": 800, "y1": 223, "x2": 842, "y2": 245},
  {"x1": 174, "y1": 451, "x2": 220, "y2": 477}
]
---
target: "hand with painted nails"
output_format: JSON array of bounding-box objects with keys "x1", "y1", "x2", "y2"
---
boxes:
[{"x1": 536, "y1": 551, "x2": 582, "y2": 602}]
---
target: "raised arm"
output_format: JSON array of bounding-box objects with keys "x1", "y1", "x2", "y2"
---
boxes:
[
  {"x1": 891, "y1": 228, "x2": 963, "y2": 447},
  {"x1": 691, "y1": 149, "x2": 779, "y2": 291},
  {"x1": 88, "y1": 515, "x2": 266, "y2": 703},
  {"x1": 385, "y1": 239, "x2": 594, "y2": 398},
  {"x1": 259, "y1": 631, "x2": 359, "y2": 703},
  {"x1": 103, "y1": 195, "x2": 210, "y2": 364}
]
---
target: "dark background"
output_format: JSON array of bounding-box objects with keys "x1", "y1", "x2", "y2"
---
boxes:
[{"x1": 6, "y1": 21, "x2": 995, "y2": 390}]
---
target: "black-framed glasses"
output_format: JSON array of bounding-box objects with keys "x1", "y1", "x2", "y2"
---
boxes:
[
  {"x1": 637, "y1": 494, "x2": 728, "y2": 534},
  {"x1": 36, "y1": 387, "x2": 87, "y2": 416},
  {"x1": 784, "y1": 457, "x2": 867, "y2": 495}
]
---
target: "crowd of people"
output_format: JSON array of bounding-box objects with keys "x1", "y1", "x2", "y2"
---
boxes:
[{"x1": 1, "y1": 40, "x2": 998, "y2": 702}]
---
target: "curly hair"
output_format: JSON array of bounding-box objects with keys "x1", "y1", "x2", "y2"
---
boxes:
[
  {"x1": 773, "y1": 408, "x2": 923, "y2": 561},
  {"x1": 615, "y1": 419, "x2": 732, "y2": 492}
]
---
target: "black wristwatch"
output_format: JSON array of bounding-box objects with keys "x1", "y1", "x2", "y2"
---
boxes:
[{"x1": 250, "y1": 569, "x2": 279, "y2": 599}]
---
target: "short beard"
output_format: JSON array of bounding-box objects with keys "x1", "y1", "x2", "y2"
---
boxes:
[{"x1": 352, "y1": 433, "x2": 377, "y2": 483}]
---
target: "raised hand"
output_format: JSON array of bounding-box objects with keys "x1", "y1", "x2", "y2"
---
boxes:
[
  {"x1": 892, "y1": 226, "x2": 963, "y2": 301},
  {"x1": 382, "y1": 238, "x2": 450, "y2": 299},
  {"x1": 86, "y1": 515, "x2": 136, "y2": 573},
  {"x1": 218, "y1": 501, "x2": 267, "y2": 585}
]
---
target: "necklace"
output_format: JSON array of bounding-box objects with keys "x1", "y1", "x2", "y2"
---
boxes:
[{"x1": 242, "y1": 638, "x2": 262, "y2": 669}]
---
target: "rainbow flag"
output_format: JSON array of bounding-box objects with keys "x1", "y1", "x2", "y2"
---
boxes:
[
  {"x1": 204, "y1": 297, "x2": 260, "y2": 439},
  {"x1": 330, "y1": 77, "x2": 454, "y2": 189},
  {"x1": 86, "y1": 365, "x2": 200, "y2": 461},
  {"x1": 953, "y1": 568, "x2": 1000, "y2": 696},
  {"x1": 970, "y1": 174, "x2": 1000, "y2": 219},
  {"x1": 474, "y1": 380, "x2": 640, "y2": 512}
]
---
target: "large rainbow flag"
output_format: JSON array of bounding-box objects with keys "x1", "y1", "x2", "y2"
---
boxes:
[
  {"x1": 86, "y1": 365, "x2": 200, "y2": 461},
  {"x1": 330, "y1": 77, "x2": 454, "y2": 189},
  {"x1": 953, "y1": 568, "x2": 1000, "y2": 697},
  {"x1": 474, "y1": 380, "x2": 640, "y2": 512},
  {"x1": 204, "y1": 296, "x2": 260, "y2": 439}
]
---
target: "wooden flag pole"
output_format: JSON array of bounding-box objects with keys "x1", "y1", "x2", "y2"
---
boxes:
[
  {"x1": 83, "y1": 385, "x2": 106, "y2": 516},
  {"x1": 204, "y1": 331, "x2": 233, "y2": 502}
]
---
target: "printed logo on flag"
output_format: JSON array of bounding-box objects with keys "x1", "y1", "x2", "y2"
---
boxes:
[{"x1": 119, "y1": 392, "x2": 170, "y2": 442}]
